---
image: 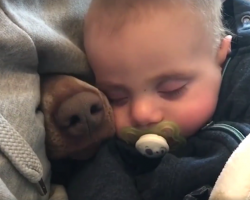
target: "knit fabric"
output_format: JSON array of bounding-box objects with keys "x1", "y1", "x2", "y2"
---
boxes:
[
  {"x1": 0, "y1": 114, "x2": 43, "y2": 183},
  {"x1": 0, "y1": 0, "x2": 91, "y2": 199}
]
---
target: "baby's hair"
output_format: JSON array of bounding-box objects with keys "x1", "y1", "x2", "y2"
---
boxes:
[{"x1": 84, "y1": 0, "x2": 227, "y2": 50}]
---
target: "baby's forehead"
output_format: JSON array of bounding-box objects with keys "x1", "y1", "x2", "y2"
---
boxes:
[
  {"x1": 84, "y1": 0, "x2": 192, "y2": 36},
  {"x1": 85, "y1": 0, "x2": 224, "y2": 50},
  {"x1": 84, "y1": 5, "x2": 209, "y2": 48},
  {"x1": 84, "y1": 1, "x2": 218, "y2": 69}
]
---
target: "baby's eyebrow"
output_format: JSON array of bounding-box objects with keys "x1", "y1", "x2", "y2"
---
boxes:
[
  {"x1": 97, "y1": 82, "x2": 128, "y2": 91},
  {"x1": 148, "y1": 72, "x2": 191, "y2": 83}
]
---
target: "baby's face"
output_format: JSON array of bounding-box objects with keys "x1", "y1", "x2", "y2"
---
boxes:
[{"x1": 84, "y1": 5, "x2": 231, "y2": 137}]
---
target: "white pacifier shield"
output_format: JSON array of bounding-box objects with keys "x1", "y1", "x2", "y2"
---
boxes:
[{"x1": 135, "y1": 134, "x2": 169, "y2": 158}]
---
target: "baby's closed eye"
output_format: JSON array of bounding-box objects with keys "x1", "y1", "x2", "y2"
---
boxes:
[
  {"x1": 104, "y1": 90, "x2": 129, "y2": 106},
  {"x1": 157, "y1": 80, "x2": 188, "y2": 99}
]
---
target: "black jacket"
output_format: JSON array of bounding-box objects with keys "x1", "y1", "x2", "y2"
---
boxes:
[{"x1": 66, "y1": 0, "x2": 250, "y2": 199}]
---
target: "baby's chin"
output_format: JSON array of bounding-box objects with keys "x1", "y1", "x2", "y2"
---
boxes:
[{"x1": 181, "y1": 126, "x2": 205, "y2": 138}]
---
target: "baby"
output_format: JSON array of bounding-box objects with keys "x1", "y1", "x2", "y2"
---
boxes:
[
  {"x1": 84, "y1": 0, "x2": 231, "y2": 139},
  {"x1": 67, "y1": 0, "x2": 250, "y2": 200}
]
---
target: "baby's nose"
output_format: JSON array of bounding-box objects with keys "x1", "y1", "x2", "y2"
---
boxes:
[
  {"x1": 131, "y1": 99, "x2": 163, "y2": 127},
  {"x1": 55, "y1": 92, "x2": 104, "y2": 136}
]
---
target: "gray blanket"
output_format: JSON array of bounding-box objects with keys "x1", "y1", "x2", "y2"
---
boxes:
[{"x1": 0, "y1": 0, "x2": 91, "y2": 199}]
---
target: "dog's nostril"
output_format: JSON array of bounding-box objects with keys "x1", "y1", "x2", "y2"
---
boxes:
[
  {"x1": 69, "y1": 115, "x2": 81, "y2": 126},
  {"x1": 90, "y1": 103, "x2": 103, "y2": 115}
]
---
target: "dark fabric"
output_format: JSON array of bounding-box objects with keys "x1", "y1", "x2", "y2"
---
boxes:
[
  {"x1": 67, "y1": 127, "x2": 240, "y2": 200},
  {"x1": 67, "y1": 140, "x2": 141, "y2": 200},
  {"x1": 215, "y1": 0, "x2": 250, "y2": 123},
  {"x1": 67, "y1": 0, "x2": 250, "y2": 200},
  {"x1": 183, "y1": 186, "x2": 212, "y2": 200}
]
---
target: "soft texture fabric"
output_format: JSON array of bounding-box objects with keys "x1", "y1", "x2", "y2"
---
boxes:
[
  {"x1": 67, "y1": 0, "x2": 250, "y2": 199},
  {"x1": 0, "y1": 0, "x2": 91, "y2": 199},
  {"x1": 209, "y1": 133, "x2": 250, "y2": 200},
  {"x1": 67, "y1": 126, "x2": 246, "y2": 200}
]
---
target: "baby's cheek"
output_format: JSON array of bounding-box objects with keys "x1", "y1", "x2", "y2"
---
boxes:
[
  {"x1": 179, "y1": 95, "x2": 217, "y2": 137},
  {"x1": 112, "y1": 107, "x2": 130, "y2": 135}
]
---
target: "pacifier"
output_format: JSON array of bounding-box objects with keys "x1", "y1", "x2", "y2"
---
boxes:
[
  {"x1": 135, "y1": 134, "x2": 169, "y2": 158},
  {"x1": 119, "y1": 121, "x2": 182, "y2": 158}
]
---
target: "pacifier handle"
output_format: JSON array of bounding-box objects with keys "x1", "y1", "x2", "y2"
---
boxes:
[{"x1": 135, "y1": 134, "x2": 169, "y2": 158}]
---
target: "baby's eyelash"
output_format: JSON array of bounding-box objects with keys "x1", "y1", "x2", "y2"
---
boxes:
[
  {"x1": 108, "y1": 97, "x2": 128, "y2": 106},
  {"x1": 159, "y1": 86, "x2": 187, "y2": 99}
]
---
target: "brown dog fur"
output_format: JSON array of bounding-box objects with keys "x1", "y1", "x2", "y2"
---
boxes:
[{"x1": 40, "y1": 75, "x2": 115, "y2": 160}]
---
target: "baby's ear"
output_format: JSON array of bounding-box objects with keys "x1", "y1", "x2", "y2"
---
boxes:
[
  {"x1": 217, "y1": 35, "x2": 232, "y2": 65},
  {"x1": 40, "y1": 75, "x2": 115, "y2": 160}
]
